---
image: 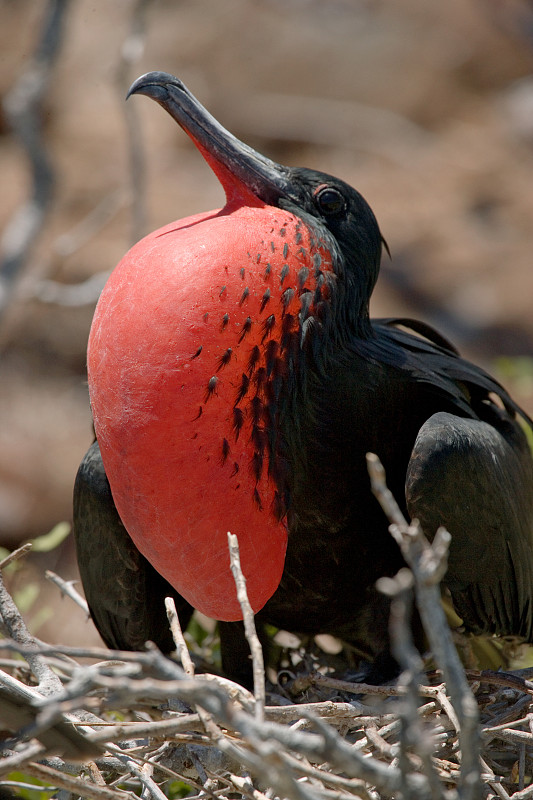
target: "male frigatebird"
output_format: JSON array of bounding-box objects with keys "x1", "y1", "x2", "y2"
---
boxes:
[{"x1": 74, "y1": 72, "x2": 533, "y2": 685}]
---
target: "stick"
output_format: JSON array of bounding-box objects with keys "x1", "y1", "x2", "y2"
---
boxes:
[
  {"x1": 367, "y1": 452, "x2": 481, "y2": 800},
  {"x1": 0, "y1": 571, "x2": 63, "y2": 695},
  {"x1": 0, "y1": 543, "x2": 33, "y2": 570},
  {"x1": 227, "y1": 532, "x2": 265, "y2": 721},
  {"x1": 165, "y1": 596, "x2": 195, "y2": 677},
  {"x1": 45, "y1": 570, "x2": 89, "y2": 615}
]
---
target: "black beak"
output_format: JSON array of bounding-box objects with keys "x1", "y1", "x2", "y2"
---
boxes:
[{"x1": 128, "y1": 71, "x2": 293, "y2": 207}]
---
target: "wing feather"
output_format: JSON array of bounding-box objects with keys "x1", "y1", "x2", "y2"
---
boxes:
[{"x1": 406, "y1": 409, "x2": 533, "y2": 640}]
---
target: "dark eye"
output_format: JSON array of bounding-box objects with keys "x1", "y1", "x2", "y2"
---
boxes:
[{"x1": 315, "y1": 186, "x2": 345, "y2": 216}]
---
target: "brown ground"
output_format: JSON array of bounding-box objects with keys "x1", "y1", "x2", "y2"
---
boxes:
[{"x1": 1, "y1": 0, "x2": 533, "y2": 646}]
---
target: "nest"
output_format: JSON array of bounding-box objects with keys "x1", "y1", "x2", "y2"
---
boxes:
[{"x1": 1, "y1": 457, "x2": 533, "y2": 800}]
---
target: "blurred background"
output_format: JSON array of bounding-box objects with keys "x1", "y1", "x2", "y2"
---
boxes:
[{"x1": 1, "y1": 0, "x2": 533, "y2": 647}]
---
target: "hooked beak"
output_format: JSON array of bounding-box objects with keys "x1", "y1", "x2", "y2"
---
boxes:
[{"x1": 128, "y1": 71, "x2": 293, "y2": 207}]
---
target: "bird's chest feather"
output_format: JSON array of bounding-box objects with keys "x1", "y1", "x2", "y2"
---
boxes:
[
  {"x1": 264, "y1": 350, "x2": 443, "y2": 631},
  {"x1": 282, "y1": 352, "x2": 427, "y2": 528}
]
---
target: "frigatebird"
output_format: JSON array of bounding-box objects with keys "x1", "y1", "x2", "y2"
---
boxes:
[{"x1": 74, "y1": 72, "x2": 533, "y2": 685}]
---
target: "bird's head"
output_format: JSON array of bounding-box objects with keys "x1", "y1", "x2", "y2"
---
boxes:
[{"x1": 128, "y1": 72, "x2": 384, "y2": 338}]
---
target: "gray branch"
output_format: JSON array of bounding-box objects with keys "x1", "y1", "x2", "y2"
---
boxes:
[{"x1": 0, "y1": 0, "x2": 71, "y2": 318}]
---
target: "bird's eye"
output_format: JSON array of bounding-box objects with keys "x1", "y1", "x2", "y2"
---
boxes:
[{"x1": 314, "y1": 186, "x2": 345, "y2": 216}]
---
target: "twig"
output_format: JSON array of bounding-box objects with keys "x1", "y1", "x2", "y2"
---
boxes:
[
  {"x1": 118, "y1": 757, "x2": 167, "y2": 800},
  {"x1": 0, "y1": 743, "x2": 46, "y2": 773},
  {"x1": 228, "y1": 774, "x2": 271, "y2": 800},
  {"x1": 0, "y1": 542, "x2": 33, "y2": 570},
  {"x1": 45, "y1": 570, "x2": 90, "y2": 615},
  {"x1": 0, "y1": 570, "x2": 62, "y2": 694},
  {"x1": 165, "y1": 596, "x2": 194, "y2": 676},
  {"x1": 367, "y1": 452, "x2": 481, "y2": 799},
  {"x1": 508, "y1": 784, "x2": 533, "y2": 800},
  {"x1": 378, "y1": 569, "x2": 444, "y2": 799},
  {"x1": 227, "y1": 532, "x2": 266, "y2": 721}
]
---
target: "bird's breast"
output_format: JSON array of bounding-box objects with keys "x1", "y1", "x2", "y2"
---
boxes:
[{"x1": 88, "y1": 203, "x2": 333, "y2": 620}]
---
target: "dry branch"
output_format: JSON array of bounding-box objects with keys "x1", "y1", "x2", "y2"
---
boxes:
[
  {"x1": 227, "y1": 532, "x2": 266, "y2": 721},
  {"x1": 0, "y1": 0, "x2": 70, "y2": 321},
  {"x1": 367, "y1": 452, "x2": 481, "y2": 798}
]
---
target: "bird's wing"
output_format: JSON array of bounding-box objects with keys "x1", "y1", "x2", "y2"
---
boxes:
[
  {"x1": 370, "y1": 318, "x2": 532, "y2": 426},
  {"x1": 405, "y1": 407, "x2": 533, "y2": 640},
  {"x1": 375, "y1": 316, "x2": 460, "y2": 354},
  {"x1": 73, "y1": 440, "x2": 194, "y2": 652}
]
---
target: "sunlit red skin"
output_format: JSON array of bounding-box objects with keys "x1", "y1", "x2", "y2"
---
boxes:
[{"x1": 88, "y1": 193, "x2": 331, "y2": 620}]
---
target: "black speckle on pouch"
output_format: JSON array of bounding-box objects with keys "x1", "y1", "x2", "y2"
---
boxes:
[
  {"x1": 232, "y1": 407, "x2": 244, "y2": 439},
  {"x1": 253, "y1": 487, "x2": 263, "y2": 510},
  {"x1": 260, "y1": 288, "x2": 271, "y2": 313},
  {"x1": 238, "y1": 316, "x2": 253, "y2": 343},
  {"x1": 298, "y1": 266, "x2": 310, "y2": 290},
  {"x1": 221, "y1": 437, "x2": 230, "y2": 464},
  {"x1": 204, "y1": 375, "x2": 219, "y2": 402},
  {"x1": 250, "y1": 451, "x2": 263, "y2": 483},
  {"x1": 235, "y1": 373, "x2": 250, "y2": 404},
  {"x1": 217, "y1": 348, "x2": 233, "y2": 371},
  {"x1": 261, "y1": 314, "x2": 276, "y2": 342},
  {"x1": 247, "y1": 344, "x2": 261, "y2": 374},
  {"x1": 281, "y1": 287, "x2": 295, "y2": 311}
]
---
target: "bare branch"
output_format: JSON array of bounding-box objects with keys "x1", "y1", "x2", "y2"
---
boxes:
[
  {"x1": 0, "y1": 570, "x2": 62, "y2": 694},
  {"x1": 45, "y1": 570, "x2": 90, "y2": 615},
  {"x1": 0, "y1": 0, "x2": 71, "y2": 320},
  {"x1": 0, "y1": 543, "x2": 33, "y2": 570},
  {"x1": 227, "y1": 532, "x2": 266, "y2": 721},
  {"x1": 165, "y1": 596, "x2": 194, "y2": 677},
  {"x1": 367, "y1": 452, "x2": 481, "y2": 799}
]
